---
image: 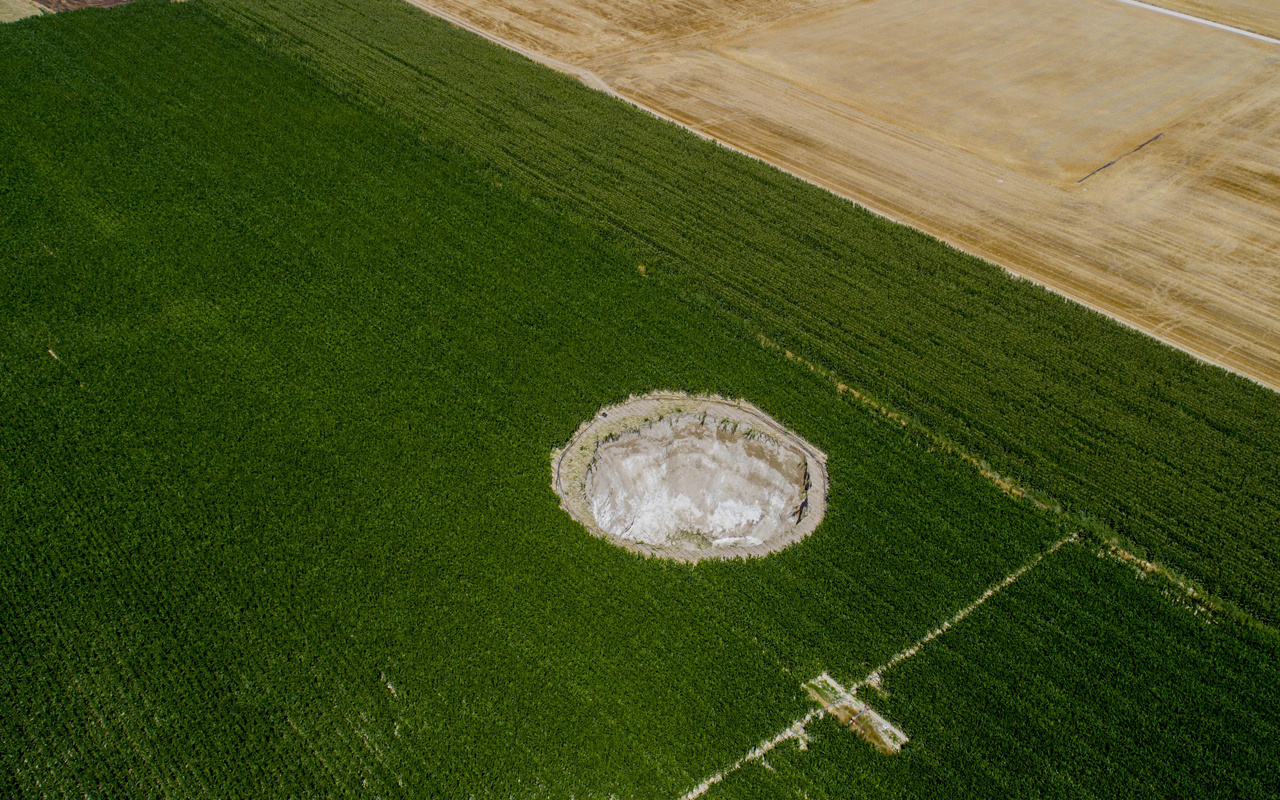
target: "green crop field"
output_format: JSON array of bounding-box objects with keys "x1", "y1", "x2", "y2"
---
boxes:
[
  {"x1": 1, "y1": 1, "x2": 1277, "y2": 797},
  {"x1": 212, "y1": 0, "x2": 1280, "y2": 625}
]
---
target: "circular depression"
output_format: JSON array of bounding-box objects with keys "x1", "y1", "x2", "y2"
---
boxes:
[{"x1": 552, "y1": 393, "x2": 828, "y2": 561}]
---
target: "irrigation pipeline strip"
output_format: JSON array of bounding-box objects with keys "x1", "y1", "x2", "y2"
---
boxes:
[
  {"x1": 760, "y1": 335, "x2": 1053, "y2": 511},
  {"x1": 677, "y1": 533, "x2": 1079, "y2": 800},
  {"x1": 1111, "y1": 0, "x2": 1280, "y2": 45}
]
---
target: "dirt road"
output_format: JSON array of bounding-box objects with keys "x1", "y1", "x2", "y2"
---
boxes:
[
  {"x1": 1146, "y1": 0, "x2": 1280, "y2": 40},
  {"x1": 404, "y1": 0, "x2": 1280, "y2": 390}
]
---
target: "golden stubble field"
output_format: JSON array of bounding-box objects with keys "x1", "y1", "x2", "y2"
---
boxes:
[{"x1": 404, "y1": 0, "x2": 1280, "y2": 389}]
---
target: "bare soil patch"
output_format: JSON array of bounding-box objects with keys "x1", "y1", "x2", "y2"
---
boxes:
[{"x1": 552, "y1": 392, "x2": 828, "y2": 561}]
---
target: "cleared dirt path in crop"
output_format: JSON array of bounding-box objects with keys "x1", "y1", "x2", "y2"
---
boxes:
[
  {"x1": 678, "y1": 532, "x2": 1080, "y2": 800},
  {"x1": 400, "y1": 0, "x2": 1280, "y2": 391}
]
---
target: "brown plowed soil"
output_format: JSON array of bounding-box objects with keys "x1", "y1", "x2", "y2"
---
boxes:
[{"x1": 403, "y1": 0, "x2": 1280, "y2": 390}]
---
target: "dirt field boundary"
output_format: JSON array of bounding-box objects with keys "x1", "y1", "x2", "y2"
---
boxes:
[
  {"x1": 401, "y1": 0, "x2": 1280, "y2": 393},
  {"x1": 401, "y1": 0, "x2": 613, "y2": 92},
  {"x1": 399, "y1": 0, "x2": 883, "y2": 212}
]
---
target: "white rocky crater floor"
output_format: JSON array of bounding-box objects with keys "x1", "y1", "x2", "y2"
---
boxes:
[{"x1": 585, "y1": 415, "x2": 808, "y2": 548}]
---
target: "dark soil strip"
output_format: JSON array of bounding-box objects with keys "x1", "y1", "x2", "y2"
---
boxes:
[{"x1": 1077, "y1": 132, "x2": 1163, "y2": 183}]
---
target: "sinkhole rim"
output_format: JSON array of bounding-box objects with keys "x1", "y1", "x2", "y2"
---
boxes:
[{"x1": 551, "y1": 392, "x2": 829, "y2": 562}]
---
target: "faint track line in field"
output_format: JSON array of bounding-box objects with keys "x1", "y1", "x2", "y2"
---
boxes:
[
  {"x1": 761, "y1": 335, "x2": 1271, "y2": 632},
  {"x1": 677, "y1": 532, "x2": 1079, "y2": 799},
  {"x1": 854, "y1": 532, "x2": 1078, "y2": 688},
  {"x1": 1078, "y1": 132, "x2": 1162, "y2": 183},
  {"x1": 759, "y1": 334, "x2": 1056, "y2": 512},
  {"x1": 1112, "y1": 0, "x2": 1280, "y2": 45},
  {"x1": 1101, "y1": 543, "x2": 1217, "y2": 616},
  {"x1": 677, "y1": 711, "x2": 820, "y2": 800}
]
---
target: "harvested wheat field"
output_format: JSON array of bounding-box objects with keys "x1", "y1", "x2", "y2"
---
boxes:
[{"x1": 404, "y1": 0, "x2": 1280, "y2": 390}]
